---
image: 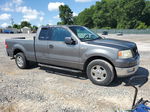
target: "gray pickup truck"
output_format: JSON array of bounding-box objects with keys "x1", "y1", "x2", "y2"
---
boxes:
[{"x1": 5, "y1": 25, "x2": 140, "y2": 86}]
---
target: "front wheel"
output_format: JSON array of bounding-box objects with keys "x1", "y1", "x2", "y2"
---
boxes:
[{"x1": 86, "y1": 59, "x2": 115, "y2": 86}]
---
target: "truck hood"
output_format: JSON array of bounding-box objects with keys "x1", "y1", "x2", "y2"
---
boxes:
[{"x1": 87, "y1": 38, "x2": 136, "y2": 50}]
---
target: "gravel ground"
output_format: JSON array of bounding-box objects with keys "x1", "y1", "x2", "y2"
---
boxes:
[{"x1": 0, "y1": 33, "x2": 150, "y2": 112}]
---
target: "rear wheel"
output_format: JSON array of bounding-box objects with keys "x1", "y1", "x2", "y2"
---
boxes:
[
  {"x1": 86, "y1": 59, "x2": 115, "y2": 86},
  {"x1": 15, "y1": 52, "x2": 29, "y2": 69}
]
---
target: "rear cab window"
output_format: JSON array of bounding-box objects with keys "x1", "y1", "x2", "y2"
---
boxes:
[
  {"x1": 39, "y1": 27, "x2": 71, "y2": 41},
  {"x1": 39, "y1": 28, "x2": 50, "y2": 40}
]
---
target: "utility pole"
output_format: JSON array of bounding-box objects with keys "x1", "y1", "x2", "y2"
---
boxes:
[{"x1": 10, "y1": 18, "x2": 14, "y2": 26}]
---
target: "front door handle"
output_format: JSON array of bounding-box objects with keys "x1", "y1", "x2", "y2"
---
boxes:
[{"x1": 49, "y1": 45, "x2": 54, "y2": 48}]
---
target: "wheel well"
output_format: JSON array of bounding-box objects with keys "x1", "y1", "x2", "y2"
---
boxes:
[
  {"x1": 83, "y1": 56, "x2": 116, "y2": 73},
  {"x1": 13, "y1": 49, "x2": 23, "y2": 57}
]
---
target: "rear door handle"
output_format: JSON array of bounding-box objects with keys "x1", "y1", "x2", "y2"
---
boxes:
[{"x1": 49, "y1": 45, "x2": 54, "y2": 48}]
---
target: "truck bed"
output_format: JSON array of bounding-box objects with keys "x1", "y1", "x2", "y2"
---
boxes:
[{"x1": 5, "y1": 37, "x2": 36, "y2": 61}]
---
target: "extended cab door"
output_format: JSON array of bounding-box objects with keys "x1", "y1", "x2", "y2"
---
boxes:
[
  {"x1": 47, "y1": 27, "x2": 80, "y2": 69},
  {"x1": 35, "y1": 27, "x2": 49, "y2": 63}
]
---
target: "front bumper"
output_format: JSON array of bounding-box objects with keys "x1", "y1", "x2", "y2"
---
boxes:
[
  {"x1": 115, "y1": 64, "x2": 139, "y2": 77},
  {"x1": 115, "y1": 55, "x2": 140, "y2": 77}
]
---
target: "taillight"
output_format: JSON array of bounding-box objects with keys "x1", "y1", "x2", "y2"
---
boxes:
[{"x1": 5, "y1": 41, "x2": 8, "y2": 48}]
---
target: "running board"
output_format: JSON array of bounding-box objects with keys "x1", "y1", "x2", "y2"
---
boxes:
[{"x1": 38, "y1": 63, "x2": 82, "y2": 73}]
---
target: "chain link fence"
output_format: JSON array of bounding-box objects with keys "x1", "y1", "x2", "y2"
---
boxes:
[{"x1": 92, "y1": 29, "x2": 150, "y2": 34}]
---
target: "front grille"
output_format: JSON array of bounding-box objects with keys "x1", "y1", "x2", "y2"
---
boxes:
[{"x1": 132, "y1": 46, "x2": 138, "y2": 56}]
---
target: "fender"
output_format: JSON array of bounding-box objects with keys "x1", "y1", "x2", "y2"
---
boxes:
[
  {"x1": 81, "y1": 48, "x2": 117, "y2": 65},
  {"x1": 13, "y1": 44, "x2": 27, "y2": 57}
]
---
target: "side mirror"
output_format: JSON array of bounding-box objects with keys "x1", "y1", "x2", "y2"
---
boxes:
[{"x1": 65, "y1": 37, "x2": 75, "y2": 45}]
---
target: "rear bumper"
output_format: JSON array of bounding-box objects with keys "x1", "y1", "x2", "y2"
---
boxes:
[{"x1": 115, "y1": 55, "x2": 140, "y2": 77}]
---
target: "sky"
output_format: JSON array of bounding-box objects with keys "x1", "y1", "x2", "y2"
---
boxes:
[{"x1": 0, "y1": 0, "x2": 99, "y2": 28}]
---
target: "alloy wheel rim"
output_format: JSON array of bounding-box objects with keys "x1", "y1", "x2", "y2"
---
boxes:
[
  {"x1": 91, "y1": 65, "x2": 107, "y2": 81},
  {"x1": 17, "y1": 56, "x2": 24, "y2": 67}
]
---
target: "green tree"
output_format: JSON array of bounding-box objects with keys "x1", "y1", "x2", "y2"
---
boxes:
[
  {"x1": 7, "y1": 26, "x2": 12, "y2": 28},
  {"x1": 141, "y1": 1, "x2": 150, "y2": 26},
  {"x1": 136, "y1": 22, "x2": 148, "y2": 29},
  {"x1": 20, "y1": 21, "x2": 31, "y2": 28},
  {"x1": 58, "y1": 5, "x2": 73, "y2": 25},
  {"x1": 32, "y1": 25, "x2": 38, "y2": 31},
  {"x1": 13, "y1": 24, "x2": 20, "y2": 29},
  {"x1": 116, "y1": 0, "x2": 145, "y2": 29},
  {"x1": 74, "y1": 0, "x2": 149, "y2": 29},
  {"x1": 93, "y1": 0, "x2": 117, "y2": 28},
  {"x1": 57, "y1": 22, "x2": 63, "y2": 25},
  {"x1": 75, "y1": 6, "x2": 95, "y2": 28}
]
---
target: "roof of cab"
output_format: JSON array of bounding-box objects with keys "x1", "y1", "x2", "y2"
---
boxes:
[{"x1": 41, "y1": 25, "x2": 83, "y2": 28}]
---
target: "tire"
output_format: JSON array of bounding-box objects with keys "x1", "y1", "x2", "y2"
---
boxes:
[
  {"x1": 15, "y1": 52, "x2": 29, "y2": 69},
  {"x1": 86, "y1": 59, "x2": 115, "y2": 86}
]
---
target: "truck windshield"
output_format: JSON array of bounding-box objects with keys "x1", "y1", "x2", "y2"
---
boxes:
[{"x1": 69, "y1": 26, "x2": 102, "y2": 41}]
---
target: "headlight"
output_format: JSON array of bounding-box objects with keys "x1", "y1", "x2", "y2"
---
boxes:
[{"x1": 118, "y1": 50, "x2": 133, "y2": 59}]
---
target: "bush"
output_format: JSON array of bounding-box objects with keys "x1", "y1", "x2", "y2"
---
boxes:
[
  {"x1": 136, "y1": 22, "x2": 148, "y2": 29},
  {"x1": 101, "y1": 27, "x2": 111, "y2": 29}
]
